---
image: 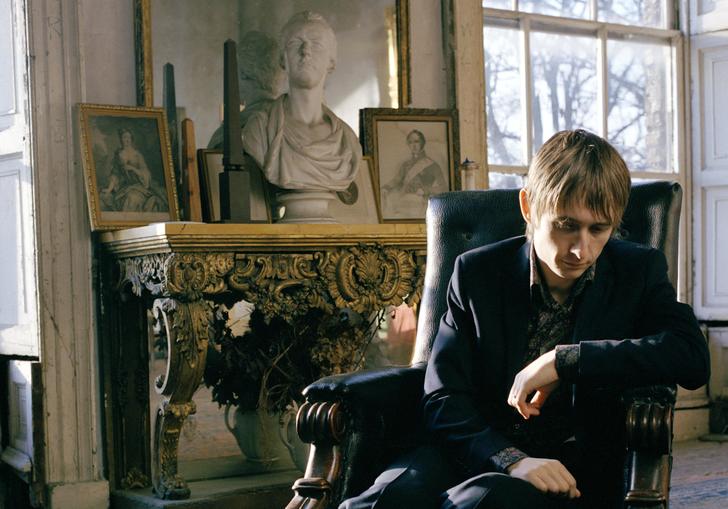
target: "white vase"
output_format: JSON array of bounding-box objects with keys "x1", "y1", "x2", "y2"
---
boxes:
[
  {"x1": 224, "y1": 405, "x2": 282, "y2": 464},
  {"x1": 278, "y1": 401, "x2": 311, "y2": 472}
]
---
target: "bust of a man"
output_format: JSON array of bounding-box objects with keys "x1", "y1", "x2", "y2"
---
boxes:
[{"x1": 242, "y1": 11, "x2": 361, "y2": 192}]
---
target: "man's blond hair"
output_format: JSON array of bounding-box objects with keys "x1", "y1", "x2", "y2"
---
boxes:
[{"x1": 524, "y1": 129, "x2": 631, "y2": 235}]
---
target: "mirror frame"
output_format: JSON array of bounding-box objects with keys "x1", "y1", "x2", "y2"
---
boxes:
[{"x1": 133, "y1": 0, "x2": 411, "y2": 109}]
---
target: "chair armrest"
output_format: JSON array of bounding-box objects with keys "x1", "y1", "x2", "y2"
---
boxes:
[
  {"x1": 303, "y1": 364, "x2": 426, "y2": 423},
  {"x1": 623, "y1": 385, "x2": 676, "y2": 509},
  {"x1": 287, "y1": 365, "x2": 426, "y2": 509}
]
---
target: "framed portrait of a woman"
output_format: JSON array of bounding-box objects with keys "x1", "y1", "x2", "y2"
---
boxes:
[
  {"x1": 78, "y1": 103, "x2": 180, "y2": 231},
  {"x1": 360, "y1": 108, "x2": 459, "y2": 223}
]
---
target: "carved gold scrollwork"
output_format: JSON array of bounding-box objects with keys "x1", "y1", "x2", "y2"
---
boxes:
[
  {"x1": 121, "y1": 467, "x2": 150, "y2": 490},
  {"x1": 324, "y1": 245, "x2": 417, "y2": 313},
  {"x1": 225, "y1": 245, "x2": 422, "y2": 322},
  {"x1": 229, "y1": 254, "x2": 332, "y2": 321},
  {"x1": 165, "y1": 253, "x2": 234, "y2": 300},
  {"x1": 151, "y1": 298, "x2": 211, "y2": 499},
  {"x1": 119, "y1": 254, "x2": 168, "y2": 296}
]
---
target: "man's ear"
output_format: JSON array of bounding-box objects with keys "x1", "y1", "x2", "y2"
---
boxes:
[{"x1": 518, "y1": 188, "x2": 532, "y2": 225}]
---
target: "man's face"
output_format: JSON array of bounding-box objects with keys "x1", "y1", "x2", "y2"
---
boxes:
[
  {"x1": 527, "y1": 199, "x2": 613, "y2": 291},
  {"x1": 284, "y1": 22, "x2": 332, "y2": 89},
  {"x1": 407, "y1": 133, "x2": 423, "y2": 156}
]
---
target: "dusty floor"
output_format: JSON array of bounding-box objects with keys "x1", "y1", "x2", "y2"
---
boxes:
[{"x1": 671, "y1": 438, "x2": 728, "y2": 508}]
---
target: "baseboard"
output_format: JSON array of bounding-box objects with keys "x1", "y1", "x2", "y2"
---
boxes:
[
  {"x1": 46, "y1": 479, "x2": 110, "y2": 509},
  {"x1": 674, "y1": 407, "x2": 710, "y2": 442}
]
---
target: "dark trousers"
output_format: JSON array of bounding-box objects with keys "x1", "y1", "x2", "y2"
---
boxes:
[{"x1": 339, "y1": 444, "x2": 622, "y2": 509}]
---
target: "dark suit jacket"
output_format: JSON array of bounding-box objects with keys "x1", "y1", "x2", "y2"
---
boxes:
[{"x1": 423, "y1": 235, "x2": 709, "y2": 478}]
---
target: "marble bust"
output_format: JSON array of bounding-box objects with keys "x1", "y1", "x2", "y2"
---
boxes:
[{"x1": 241, "y1": 11, "x2": 362, "y2": 192}]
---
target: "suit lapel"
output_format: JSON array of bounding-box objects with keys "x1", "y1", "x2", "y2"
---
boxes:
[
  {"x1": 572, "y1": 250, "x2": 614, "y2": 344},
  {"x1": 504, "y1": 241, "x2": 532, "y2": 384}
]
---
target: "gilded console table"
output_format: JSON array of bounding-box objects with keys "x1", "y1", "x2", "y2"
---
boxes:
[{"x1": 98, "y1": 223, "x2": 426, "y2": 500}]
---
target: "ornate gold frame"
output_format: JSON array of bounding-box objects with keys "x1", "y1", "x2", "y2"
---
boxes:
[
  {"x1": 78, "y1": 103, "x2": 181, "y2": 231},
  {"x1": 133, "y1": 0, "x2": 411, "y2": 108}
]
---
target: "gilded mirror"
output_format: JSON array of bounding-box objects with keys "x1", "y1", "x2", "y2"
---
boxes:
[{"x1": 134, "y1": 0, "x2": 410, "y2": 148}]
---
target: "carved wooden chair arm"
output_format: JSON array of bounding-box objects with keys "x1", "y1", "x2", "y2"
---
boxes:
[
  {"x1": 623, "y1": 385, "x2": 676, "y2": 509},
  {"x1": 287, "y1": 365, "x2": 427, "y2": 509}
]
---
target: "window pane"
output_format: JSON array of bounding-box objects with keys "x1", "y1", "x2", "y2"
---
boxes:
[
  {"x1": 531, "y1": 32, "x2": 599, "y2": 154},
  {"x1": 520, "y1": 0, "x2": 590, "y2": 20},
  {"x1": 483, "y1": 0, "x2": 512, "y2": 9},
  {"x1": 488, "y1": 171, "x2": 526, "y2": 189},
  {"x1": 598, "y1": 0, "x2": 664, "y2": 28},
  {"x1": 484, "y1": 26, "x2": 523, "y2": 166},
  {"x1": 607, "y1": 39, "x2": 672, "y2": 172}
]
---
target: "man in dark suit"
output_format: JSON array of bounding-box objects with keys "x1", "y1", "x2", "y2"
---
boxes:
[{"x1": 341, "y1": 130, "x2": 709, "y2": 509}]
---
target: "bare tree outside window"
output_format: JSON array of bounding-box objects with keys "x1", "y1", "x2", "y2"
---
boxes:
[{"x1": 483, "y1": 0, "x2": 674, "y2": 185}]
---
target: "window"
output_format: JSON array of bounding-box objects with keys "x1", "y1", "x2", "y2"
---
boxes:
[{"x1": 483, "y1": 1, "x2": 683, "y2": 188}]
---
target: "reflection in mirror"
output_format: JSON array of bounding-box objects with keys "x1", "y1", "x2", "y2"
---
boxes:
[{"x1": 137, "y1": 0, "x2": 409, "y2": 148}]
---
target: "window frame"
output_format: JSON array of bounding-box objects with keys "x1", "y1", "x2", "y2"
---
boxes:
[
  {"x1": 480, "y1": 0, "x2": 693, "y2": 302},
  {"x1": 483, "y1": 3, "x2": 685, "y2": 182}
]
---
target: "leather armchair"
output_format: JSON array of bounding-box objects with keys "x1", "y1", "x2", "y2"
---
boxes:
[{"x1": 287, "y1": 181, "x2": 682, "y2": 509}]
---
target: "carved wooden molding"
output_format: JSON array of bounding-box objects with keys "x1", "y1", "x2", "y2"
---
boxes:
[
  {"x1": 118, "y1": 245, "x2": 424, "y2": 318},
  {"x1": 150, "y1": 298, "x2": 211, "y2": 499},
  {"x1": 286, "y1": 402, "x2": 345, "y2": 509}
]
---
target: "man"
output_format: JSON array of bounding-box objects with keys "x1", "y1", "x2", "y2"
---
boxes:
[
  {"x1": 242, "y1": 11, "x2": 361, "y2": 192},
  {"x1": 342, "y1": 130, "x2": 709, "y2": 508},
  {"x1": 381, "y1": 129, "x2": 447, "y2": 218}
]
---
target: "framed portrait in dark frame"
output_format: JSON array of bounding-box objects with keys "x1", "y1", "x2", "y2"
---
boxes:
[
  {"x1": 360, "y1": 108, "x2": 459, "y2": 223},
  {"x1": 78, "y1": 103, "x2": 180, "y2": 231}
]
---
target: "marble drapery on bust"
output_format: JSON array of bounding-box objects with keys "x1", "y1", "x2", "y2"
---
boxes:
[
  {"x1": 242, "y1": 94, "x2": 361, "y2": 191},
  {"x1": 241, "y1": 11, "x2": 362, "y2": 192}
]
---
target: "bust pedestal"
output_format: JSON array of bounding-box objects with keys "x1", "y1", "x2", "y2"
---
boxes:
[{"x1": 276, "y1": 190, "x2": 337, "y2": 224}]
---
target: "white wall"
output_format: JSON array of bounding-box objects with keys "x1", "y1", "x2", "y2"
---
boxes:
[{"x1": 26, "y1": 0, "x2": 137, "y2": 506}]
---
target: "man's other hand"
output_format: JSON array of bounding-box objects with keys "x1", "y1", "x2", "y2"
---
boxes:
[
  {"x1": 507, "y1": 457, "x2": 581, "y2": 499},
  {"x1": 508, "y1": 349, "x2": 559, "y2": 419}
]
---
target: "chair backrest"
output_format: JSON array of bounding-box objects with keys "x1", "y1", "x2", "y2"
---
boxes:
[{"x1": 411, "y1": 181, "x2": 682, "y2": 365}]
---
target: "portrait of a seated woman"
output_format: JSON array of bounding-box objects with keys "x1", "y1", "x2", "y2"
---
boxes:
[{"x1": 99, "y1": 128, "x2": 169, "y2": 213}]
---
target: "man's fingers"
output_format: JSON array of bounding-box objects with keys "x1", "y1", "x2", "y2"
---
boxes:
[
  {"x1": 552, "y1": 463, "x2": 580, "y2": 499},
  {"x1": 529, "y1": 390, "x2": 549, "y2": 409},
  {"x1": 508, "y1": 457, "x2": 580, "y2": 498},
  {"x1": 537, "y1": 470, "x2": 568, "y2": 495},
  {"x1": 528, "y1": 475, "x2": 548, "y2": 493}
]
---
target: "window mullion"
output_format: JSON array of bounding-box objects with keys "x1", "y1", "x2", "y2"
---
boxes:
[
  {"x1": 665, "y1": 0, "x2": 674, "y2": 29},
  {"x1": 589, "y1": 0, "x2": 598, "y2": 21},
  {"x1": 598, "y1": 27, "x2": 608, "y2": 139},
  {"x1": 521, "y1": 17, "x2": 533, "y2": 165}
]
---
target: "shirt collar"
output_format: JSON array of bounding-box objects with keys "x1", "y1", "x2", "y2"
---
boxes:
[{"x1": 529, "y1": 243, "x2": 595, "y2": 308}]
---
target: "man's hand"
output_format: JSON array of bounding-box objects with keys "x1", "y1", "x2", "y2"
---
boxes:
[
  {"x1": 507, "y1": 457, "x2": 580, "y2": 499},
  {"x1": 508, "y1": 349, "x2": 559, "y2": 419}
]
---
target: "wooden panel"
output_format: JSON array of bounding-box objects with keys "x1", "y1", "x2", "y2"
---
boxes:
[
  {"x1": 0, "y1": 158, "x2": 37, "y2": 358},
  {"x1": 0, "y1": 165, "x2": 19, "y2": 327},
  {"x1": 701, "y1": 45, "x2": 728, "y2": 171},
  {"x1": 692, "y1": 32, "x2": 728, "y2": 320},
  {"x1": 703, "y1": 187, "x2": 728, "y2": 308}
]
